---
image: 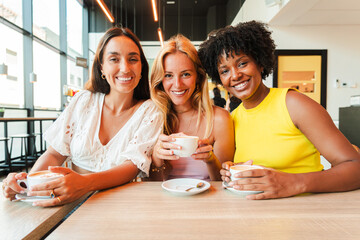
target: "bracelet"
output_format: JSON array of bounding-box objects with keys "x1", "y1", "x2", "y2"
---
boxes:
[
  {"x1": 206, "y1": 151, "x2": 216, "y2": 163},
  {"x1": 151, "y1": 162, "x2": 166, "y2": 172}
]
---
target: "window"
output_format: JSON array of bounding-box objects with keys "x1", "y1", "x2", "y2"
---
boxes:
[
  {"x1": 33, "y1": 41, "x2": 61, "y2": 109},
  {"x1": 0, "y1": 0, "x2": 22, "y2": 27},
  {"x1": 67, "y1": 58, "x2": 83, "y2": 88},
  {"x1": 33, "y1": 0, "x2": 60, "y2": 48},
  {"x1": 67, "y1": 0, "x2": 83, "y2": 57},
  {"x1": 0, "y1": 22, "x2": 24, "y2": 107}
]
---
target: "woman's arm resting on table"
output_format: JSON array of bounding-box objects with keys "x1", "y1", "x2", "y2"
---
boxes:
[
  {"x1": 241, "y1": 91, "x2": 360, "y2": 200},
  {"x1": 30, "y1": 160, "x2": 139, "y2": 207},
  {"x1": 2, "y1": 146, "x2": 66, "y2": 200},
  {"x1": 287, "y1": 90, "x2": 360, "y2": 193},
  {"x1": 83, "y1": 160, "x2": 139, "y2": 192},
  {"x1": 231, "y1": 91, "x2": 360, "y2": 200}
]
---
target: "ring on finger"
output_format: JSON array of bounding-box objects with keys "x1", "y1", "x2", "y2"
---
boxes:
[
  {"x1": 56, "y1": 197, "x2": 62, "y2": 203},
  {"x1": 50, "y1": 189, "x2": 56, "y2": 198}
]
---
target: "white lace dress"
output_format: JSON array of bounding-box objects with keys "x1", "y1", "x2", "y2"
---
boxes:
[{"x1": 43, "y1": 90, "x2": 163, "y2": 177}]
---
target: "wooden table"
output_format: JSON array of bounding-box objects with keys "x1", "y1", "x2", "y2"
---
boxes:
[
  {"x1": 47, "y1": 182, "x2": 360, "y2": 240},
  {"x1": 0, "y1": 182, "x2": 91, "y2": 240}
]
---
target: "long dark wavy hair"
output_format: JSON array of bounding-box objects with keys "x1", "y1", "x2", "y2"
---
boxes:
[{"x1": 85, "y1": 27, "x2": 150, "y2": 100}]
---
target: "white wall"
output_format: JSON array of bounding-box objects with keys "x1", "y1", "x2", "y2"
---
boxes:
[
  {"x1": 271, "y1": 25, "x2": 360, "y2": 120},
  {"x1": 232, "y1": 0, "x2": 360, "y2": 120}
]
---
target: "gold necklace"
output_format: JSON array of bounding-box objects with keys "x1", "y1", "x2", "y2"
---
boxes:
[{"x1": 178, "y1": 109, "x2": 197, "y2": 135}]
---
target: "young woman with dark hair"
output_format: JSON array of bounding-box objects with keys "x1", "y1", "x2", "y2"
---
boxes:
[{"x1": 2, "y1": 27, "x2": 163, "y2": 206}]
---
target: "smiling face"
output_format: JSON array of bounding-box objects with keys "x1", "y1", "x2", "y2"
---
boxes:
[
  {"x1": 101, "y1": 36, "x2": 142, "y2": 95},
  {"x1": 162, "y1": 51, "x2": 197, "y2": 112},
  {"x1": 217, "y1": 51, "x2": 266, "y2": 108}
]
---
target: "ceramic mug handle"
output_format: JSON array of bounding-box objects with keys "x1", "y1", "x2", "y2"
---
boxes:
[{"x1": 17, "y1": 179, "x2": 28, "y2": 190}]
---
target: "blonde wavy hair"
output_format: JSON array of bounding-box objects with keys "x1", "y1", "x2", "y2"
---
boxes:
[{"x1": 150, "y1": 34, "x2": 214, "y2": 138}]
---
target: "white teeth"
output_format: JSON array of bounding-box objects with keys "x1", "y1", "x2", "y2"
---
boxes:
[
  {"x1": 116, "y1": 77, "x2": 132, "y2": 82},
  {"x1": 172, "y1": 90, "x2": 186, "y2": 95},
  {"x1": 233, "y1": 80, "x2": 248, "y2": 90}
]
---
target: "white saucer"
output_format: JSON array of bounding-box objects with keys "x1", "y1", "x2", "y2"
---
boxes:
[
  {"x1": 15, "y1": 193, "x2": 51, "y2": 203},
  {"x1": 222, "y1": 182, "x2": 263, "y2": 197},
  {"x1": 162, "y1": 178, "x2": 210, "y2": 196}
]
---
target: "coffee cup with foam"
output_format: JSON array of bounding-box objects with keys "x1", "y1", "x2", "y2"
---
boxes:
[
  {"x1": 229, "y1": 165, "x2": 263, "y2": 181},
  {"x1": 17, "y1": 170, "x2": 64, "y2": 190},
  {"x1": 173, "y1": 135, "x2": 199, "y2": 157}
]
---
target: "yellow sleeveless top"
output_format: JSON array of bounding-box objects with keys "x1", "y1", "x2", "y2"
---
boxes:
[{"x1": 232, "y1": 88, "x2": 323, "y2": 173}]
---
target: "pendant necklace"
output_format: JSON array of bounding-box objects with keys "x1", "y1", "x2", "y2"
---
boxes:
[{"x1": 185, "y1": 110, "x2": 197, "y2": 135}]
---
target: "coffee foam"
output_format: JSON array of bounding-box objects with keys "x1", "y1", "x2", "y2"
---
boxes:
[
  {"x1": 174, "y1": 136, "x2": 199, "y2": 139},
  {"x1": 230, "y1": 165, "x2": 263, "y2": 173},
  {"x1": 30, "y1": 171, "x2": 63, "y2": 179},
  {"x1": 230, "y1": 165, "x2": 255, "y2": 171}
]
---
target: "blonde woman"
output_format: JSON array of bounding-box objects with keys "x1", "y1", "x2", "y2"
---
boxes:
[{"x1": 149, "y1": 34, "x2": 234, "y2": 181}]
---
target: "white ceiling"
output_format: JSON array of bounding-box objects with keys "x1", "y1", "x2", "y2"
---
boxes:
[{"x1": 269, "y1": 0, "x2": 360, "y2": 26}]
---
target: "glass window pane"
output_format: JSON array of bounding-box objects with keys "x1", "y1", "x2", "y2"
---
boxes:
[
  {"x1": 0, "y1": 0, "x2": 22, "y2": 28},
  {"x1": 67, "y1": 0, "x2": 83, "y2": 57},
  {"x1": 67, "y1": 59, "x2": 83, "y2": 88},
  {"x1": 33, "y1": 41, "x2": 61, "y2": 109},
  {"x1": 0, "y1": 23, "x2": 24, "y2": 107},
  {"x1": 33, "y1": 0, "x2": 60, "y2": 48}
]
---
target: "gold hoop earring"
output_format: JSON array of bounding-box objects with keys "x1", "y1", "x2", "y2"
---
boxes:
[{"x1": 101, "y1": 74, "x2": 106, "y2": 80}]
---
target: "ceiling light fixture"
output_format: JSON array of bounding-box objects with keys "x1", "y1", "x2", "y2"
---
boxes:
[
  {"x1": 152, "y1": 0, "x2": 158, "y2": 22},
  {"x1": 96, "y1": 0, "x2": 114, "y2": 23},
  {"x1": 158, "y1": 28, "x2": 164, "y2": 47}
]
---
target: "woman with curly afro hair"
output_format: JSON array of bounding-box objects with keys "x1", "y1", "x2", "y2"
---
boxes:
[{"x1": 198, "y1": 20, "x2": 360, "y2": 200}]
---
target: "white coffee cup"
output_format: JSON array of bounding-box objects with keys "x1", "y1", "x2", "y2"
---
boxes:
[
  {"x1": 17, "y1": 170, "x2": 64, "y2": 190},
  {"x1": 173, "y1": 136, "x2": 199, "y2": 157},
  {"x1": 230, "y1": 165, "x2": 263, "y2": 181}
]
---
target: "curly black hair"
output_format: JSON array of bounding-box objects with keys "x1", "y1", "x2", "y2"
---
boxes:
[{"x1": 198, "y1": 20, "x2": 276, "y2": 85}]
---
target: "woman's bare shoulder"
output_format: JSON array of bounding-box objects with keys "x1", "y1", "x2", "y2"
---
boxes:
[{"x1": 213, "y1": 105, "x2": 231, "y2": 121}]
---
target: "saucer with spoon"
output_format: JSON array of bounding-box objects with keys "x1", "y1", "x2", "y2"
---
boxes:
[{"x1": 161, "y1": 178, "x2": 210, "y2": 196}]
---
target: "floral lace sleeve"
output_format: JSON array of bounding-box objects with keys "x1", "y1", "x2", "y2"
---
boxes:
[
  {"x1": 43, "y1": 91, "x2": 91, "y2": 156},
  {"x1": 114, "y1": 103, "x2": 163, "y2": 177}
]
